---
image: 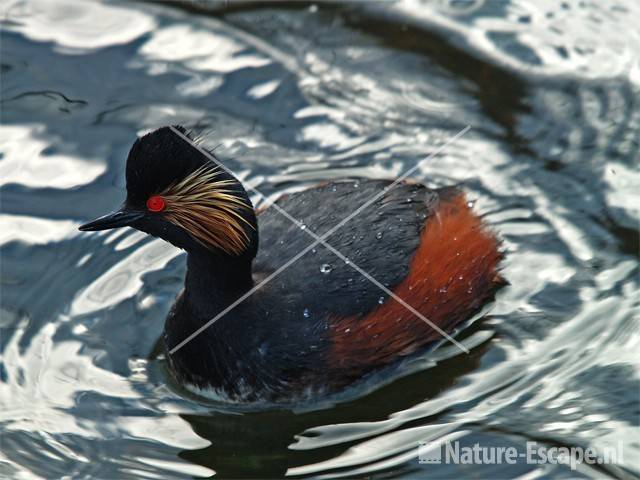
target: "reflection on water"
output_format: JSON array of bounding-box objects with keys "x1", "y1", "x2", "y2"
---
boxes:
[{"x1": 1, "y1": 0, "x2": 638, "y2": 478}]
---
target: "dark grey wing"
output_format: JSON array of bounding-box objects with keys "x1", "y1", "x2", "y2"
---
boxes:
[{"x1": 253, "y1": 179, "x2": 439, "y2": 319}]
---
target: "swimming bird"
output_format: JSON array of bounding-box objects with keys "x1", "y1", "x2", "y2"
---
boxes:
[{"x1": 79, "y1": 126, "x2": 504, "y2": 403}]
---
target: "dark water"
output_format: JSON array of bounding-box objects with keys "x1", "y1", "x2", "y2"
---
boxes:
[{"x1": 1, "y1": 0, "x2": 639, "y2": 478}]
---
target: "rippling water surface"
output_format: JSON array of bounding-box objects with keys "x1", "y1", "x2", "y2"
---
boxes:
[{"x1": 1, "y1": 0, "x2": 639, "y2": 478}]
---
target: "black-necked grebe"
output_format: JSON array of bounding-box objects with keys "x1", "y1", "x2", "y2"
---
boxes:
[{"x1": 79, "y1": 126, "x2": 504, "y2": 403}]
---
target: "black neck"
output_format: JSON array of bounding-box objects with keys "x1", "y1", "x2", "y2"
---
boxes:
[{"x1": 184, "y1": 248, "x2": 254, "y2": 318}]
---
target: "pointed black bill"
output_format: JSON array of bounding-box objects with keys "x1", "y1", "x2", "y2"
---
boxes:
[{"x1": 79, "y1": 208, "x2": 144, "y2": 231}]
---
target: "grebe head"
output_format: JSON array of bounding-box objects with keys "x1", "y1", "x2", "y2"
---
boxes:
[{"x1": 79, "y1": 126, "x2": 258, "y2": 258}]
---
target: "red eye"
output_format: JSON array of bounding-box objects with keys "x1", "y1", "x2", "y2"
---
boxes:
[{"x1": 146, "y1": 195, "x2": 166, "y2": 212}]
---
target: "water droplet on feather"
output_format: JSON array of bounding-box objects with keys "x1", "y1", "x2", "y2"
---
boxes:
[{"x1": 320, "y1": 264, "x2": 333, "y2": 274}]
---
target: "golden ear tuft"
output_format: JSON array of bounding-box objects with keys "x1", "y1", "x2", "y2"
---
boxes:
[{"x1": 158, "y1": 165, "x2": 254, "y2": 255}]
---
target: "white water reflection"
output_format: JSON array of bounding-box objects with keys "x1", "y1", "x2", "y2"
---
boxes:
[
  {"x1": 3, "y1": 0, "x2": 156, "y2": 51},
  {"x1": 393, "y1": 0, "x2": 640, "y2": 83},
  {"x1": 70, "y1": 238, "x2": 179, "y2": 316},
  {"x1": 139, "y1": 23, "x2": 272, "y2": 73},
  {"x1": 0, "y1": 125, "x2": 105, "y2": 189}
]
